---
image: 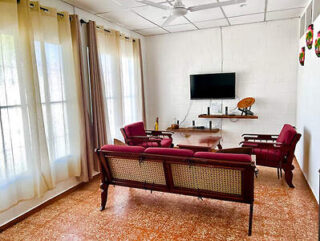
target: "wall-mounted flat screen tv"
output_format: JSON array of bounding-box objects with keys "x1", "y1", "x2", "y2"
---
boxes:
[{"x1": 190, "y1": 73, "x2": 236, "y2": 99}]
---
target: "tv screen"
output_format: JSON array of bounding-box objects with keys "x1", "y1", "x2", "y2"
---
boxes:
[{"x1": 190, "y1": 73, "x2": 236, "y2": 99}]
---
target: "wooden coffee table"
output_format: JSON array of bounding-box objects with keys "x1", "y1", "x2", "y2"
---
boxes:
[{"x1": 177, "y1": 136, "x2": 222, "y2": 152}]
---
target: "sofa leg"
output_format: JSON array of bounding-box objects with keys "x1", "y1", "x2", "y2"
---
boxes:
[
  {"x1": 100, "y1": 182, "x2": 109, "y2": 211},
  {"x1": 248, "y1": 203, "x2": 253, "y2": 236}
]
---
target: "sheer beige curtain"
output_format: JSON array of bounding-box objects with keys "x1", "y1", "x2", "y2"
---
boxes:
[
  {"x1": 96, "y1": 29, "x2": 123, "y2": 141},
  {"x1": 119, "y1": 36, "x2": 144, "y2": 126},
  {"x1": 96, "y1": 29, "x2": 145, "y2": 142},
  {"x1": 0, "y1": 0, "x2": 82, "y2": 211}
]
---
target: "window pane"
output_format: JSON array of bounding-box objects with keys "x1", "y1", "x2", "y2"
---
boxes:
[
  {"x1": 0, "y1": 34, "x2": 21, "y2": 106},
  {"x1": 45, "y1": 43, "x2": 65, "y2": 102},
  {"x1": 0, "y1": 107, "x2": 27, "y2": 180}
]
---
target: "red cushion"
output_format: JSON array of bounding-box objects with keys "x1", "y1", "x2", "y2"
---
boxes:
[
  {"x1": 124, "y1": 121, "x2": 146, "y2": 138},
  {"x1": 193, "y1": 152, "x2": 251, "y2": 162},
  {"x1": 144, "y1": 148, "x2": 194, "y2": 157},
  {"x1": 277, "y1": 124, "x2": 297, "y2": 144},
  {"x1": 101, "y1": 145, "x2": 145, "y2": 153},
  {"x1": 253, "y1": 148, "x2": 282, "y2": 162},
  {"x1": 161, "y1": 138, "x2": 172, "y2": 147}
]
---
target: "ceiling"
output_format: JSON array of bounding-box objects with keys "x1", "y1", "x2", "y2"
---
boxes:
[{"x1": 63, "y1": 0, "x2": 310, "y2": 36}]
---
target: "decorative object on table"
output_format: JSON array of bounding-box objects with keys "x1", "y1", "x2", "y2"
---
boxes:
[
  {"x1": 225, "y1": 106, "x2": 228, "y2": 115},
  {"x1": 306, "y1": 24, "x2": 314, "y2": 49},
  {"x1": 171, "y1": 123, "x2": 179, "y2": 129},
  {"x1": 209, "y1": 120, "x2": 212, "y2": 130},
  {"x1": 241, "y1": 124, "x2": 301, "y2": 188},
  {"x1": 192, "y1": 120, "x2": 195, "y2": 127},
  {"x1": 238, "y1": 97, "x2": 255, "y2": 116},
  {"x1": 315, "y1": 31, "x2": 320, "y2": 57},
  {"x1": 121, "y1": 121, "x2": 173, "y2": 148},
  {"x1": 154, "y1": 117, "x2": 159, "y2": 131},
  {"x1": 299, "y1": 47, "x2": 305, "y2": 66},
  {"x1": 207, "y1": 106, "x2": 210, "y2": 115}
]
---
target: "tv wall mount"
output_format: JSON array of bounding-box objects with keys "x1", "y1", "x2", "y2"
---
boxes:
[{"x1": 238, "y1": 97, "x2": 255, "y2": 116}]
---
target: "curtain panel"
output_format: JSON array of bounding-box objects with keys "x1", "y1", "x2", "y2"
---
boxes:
[
  {"x1": 96, "y1": 28, "x2": 145, "y2": 142},
  {"x1": 70, "y1": 15, "x2": 95, "y2": 182},
  {"x1": 87, "y1": 21, "x2": 108, "y2": 169},
  {"x1": 0, "y1": 0, "x2": 82, "y2": 211}
]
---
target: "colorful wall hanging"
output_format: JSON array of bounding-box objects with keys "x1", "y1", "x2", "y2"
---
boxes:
[
  {"x1": 299, "y1": 47, "x2": 305, "y2": 66},
  {"x1": 315, "y1": 31, "x2": 320, "y2": 57},
  {"x1": 306, "y1": 24, "x2": 314, "y2": 49}
]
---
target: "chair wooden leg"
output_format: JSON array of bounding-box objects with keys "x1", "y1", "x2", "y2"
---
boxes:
[
  {"x1": 284, "y1": 165, "x2": 295, "y2": 188},
  {"x1": 248, "y1": 203, "x2": 253, "y2": 236},
  {"x1": 100, "y1": 182, "x2": 109, "y2": 211}
]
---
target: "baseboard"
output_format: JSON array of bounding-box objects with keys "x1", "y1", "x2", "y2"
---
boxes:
[
  {"x1": 0, "y1": 174, "x2": 100, "y2": 232},
  {"x1": 294, "y1": 157, "x2": 319, "y2": 205}
]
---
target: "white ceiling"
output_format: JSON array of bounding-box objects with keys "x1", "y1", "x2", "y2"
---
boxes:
[{"x1": 63, "y1": 0, "x2": 310, "y2": 36}]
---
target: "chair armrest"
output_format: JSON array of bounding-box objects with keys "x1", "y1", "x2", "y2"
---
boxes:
[
  {"x1": 242, "y1": 134, "x2": 279, "y2": 142},
  {"x1": 145, "y1": 130, "x2": 173, "y2": 137},
  {"x1": 129, "y1": 136, "x2": 161, "y2": 143},
  {"x1": 242, "y1": 133, "x2": 279, "y2": 138},
  {"x1": 241, "y1": 141, "x2": 287, "y2": 149}
]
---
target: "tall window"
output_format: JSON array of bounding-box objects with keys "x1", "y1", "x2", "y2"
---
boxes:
[
  {"x1": 97, "y1": 30, "x2": 144, "y2": 142},
  {"x1": 0, "y1": 34, "x2": 29, "y2": 183},
  {"x1": 121, "y1": 55, "x2": 137, "y2": 125},
  {"x1": 0, "y1": 1, "x2": 81, "y2": 212},
  {"x1": 34, "y1": 41, "x2": 71, "y2": 163}
]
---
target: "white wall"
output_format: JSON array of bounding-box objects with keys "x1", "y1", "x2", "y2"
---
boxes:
[
  {"x1": 296, "y1": 15, "x2": 320, "y2": 203},
  {"x1": 145, "y1": 19, "x2": 299, "y2": 148},
  {"x1": 1, "y1": 0, "x2": 146, "y2": 227}
]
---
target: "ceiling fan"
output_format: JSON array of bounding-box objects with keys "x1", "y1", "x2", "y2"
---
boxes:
[{"x1": 139, "y1": 0, "x2": 246, "y2": 26}]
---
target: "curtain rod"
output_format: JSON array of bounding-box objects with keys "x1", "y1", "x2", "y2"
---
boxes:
[
  {"x1": 28, "y1": 2, "x2": 65, "y2": 17},
  {"x1": 80, "y1": 19, "x2": 135, "y2": 41}
]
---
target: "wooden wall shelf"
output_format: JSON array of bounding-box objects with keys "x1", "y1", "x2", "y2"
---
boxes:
[
  {"x1": 198, "y1": 114, "x2": 258, "y2": 119},
  {"x1": 167, "y1": 127, "x2": 220, "y2": 133}
]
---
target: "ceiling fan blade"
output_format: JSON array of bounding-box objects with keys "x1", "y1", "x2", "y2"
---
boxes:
[
  {"x1": 162, "y1": 15, "x2": 177, "y2": 26},
  {"x1": 188, "y1": 0, "x2": 246, "y2": 12},
  {"x1": 139, "y1": 0, "x2": 170, "y2": 10}
]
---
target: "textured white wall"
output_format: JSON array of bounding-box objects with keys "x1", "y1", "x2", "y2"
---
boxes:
[
  {"x1": 145, "y1": 19, "x2": 299, "y2": 148},
  {"x1": 296, "y1": 15, "x2": 320, "y2": 203}
]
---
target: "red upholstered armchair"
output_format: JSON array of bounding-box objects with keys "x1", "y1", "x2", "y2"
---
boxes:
[
  {"x1": 241, "y1": 124, "x2": 301, "y2": 188},
  {"x1": 121, "y1": 121, "x2": 173, "y2": 148}
]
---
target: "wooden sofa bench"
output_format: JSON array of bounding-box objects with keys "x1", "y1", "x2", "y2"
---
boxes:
[{"x1": 96, "y1": 145, "x2": 255, "y2": 236}]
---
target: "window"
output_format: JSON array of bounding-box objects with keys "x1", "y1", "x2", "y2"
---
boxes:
[
  {"x1": 34, "y1": 41, "x2": 71, "y2": 163},
  {"x1": 121, "y1": 55, "x2": 138, "y2": 125},
  {"x1": 0, "y1": 34, "x2": 29, "y2": 183}
]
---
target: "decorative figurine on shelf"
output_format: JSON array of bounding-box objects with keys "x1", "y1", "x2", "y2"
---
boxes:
[
  {"x1": 238, "y1": 97, "x2": 255, "y2": 116},
  {"x1": 154, "y1": 117, "x2": 159, "y2": 131},
  {"x1": 306, "y1": 24, "x2": 314, "y2": 49},
  {"x1": 299, "y1": 47, "x2": 305, "y2": 66},
  {"x1": 315, "y1": 31, "x2": 320, "y2": 57}
]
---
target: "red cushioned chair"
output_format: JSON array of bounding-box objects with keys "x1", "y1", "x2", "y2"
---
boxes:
[
  {"x1": 241, "y1": 124, "x2": 301, "y2": 188},
  {"x1": 120, "y1": 121, "x2": 173, "y2": 148}
]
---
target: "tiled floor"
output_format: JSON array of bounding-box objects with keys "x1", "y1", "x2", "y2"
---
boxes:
[{"x1": 0, "y1": 160, "x2": 318, "y2": 241}]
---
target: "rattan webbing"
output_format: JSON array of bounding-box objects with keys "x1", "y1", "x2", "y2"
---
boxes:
[
  {"x1": 108, "y1": 157, "x2": 166, "y2": 185},
  {"x1": 171, "y1": 164, "x2": 242, "y2": 195}
]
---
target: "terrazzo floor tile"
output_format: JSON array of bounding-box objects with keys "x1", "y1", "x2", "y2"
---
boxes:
[{"x1": 0, "y1": 159, "x2": 318, "y2": 240}]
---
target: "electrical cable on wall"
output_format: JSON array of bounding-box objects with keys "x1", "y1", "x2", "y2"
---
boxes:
[{"x1": 179, "y1": 101, "x2": 193, "y2": 126}]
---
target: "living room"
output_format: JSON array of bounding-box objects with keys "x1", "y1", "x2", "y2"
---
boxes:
[{"x1": 0, "y1": 0, "x2": 319, "y2": 240}]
